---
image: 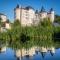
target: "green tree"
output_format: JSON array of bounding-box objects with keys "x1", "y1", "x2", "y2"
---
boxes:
[{"x1": 55, "y1": 15, "x2": 60, "y2": 24}]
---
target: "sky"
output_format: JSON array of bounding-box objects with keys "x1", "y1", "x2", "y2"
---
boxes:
[{"x1": 0, "y1": 0, "x2": 60, "y2": 22}]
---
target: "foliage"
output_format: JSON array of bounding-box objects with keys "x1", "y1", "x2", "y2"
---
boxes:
[
  {"x1": 55, "y1": 15, "x2": 60, "y2": 24},
  {"x1": 0, "y1": 18, "x2": 60, "y2": 50}
]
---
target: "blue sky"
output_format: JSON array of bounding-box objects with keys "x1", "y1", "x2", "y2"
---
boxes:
[{"x1": 0, "y1": 0, "x2": 60, "y2": 22}]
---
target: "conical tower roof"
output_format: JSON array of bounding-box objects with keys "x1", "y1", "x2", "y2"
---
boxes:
[
  {"x1": 16, "y1": 4, "x2": 19, "y2": 8},
  {"x1": 25, "y1": 6, "x2": 34, "y2": 10},
  {"x1": 50, "y1": 8, "x2": 53, "y2": 11},
  {"x1": 40, "y1": 6, "x2": 46, "y2": 12},
  {"x1": 35, "y1": 10, "x2": 38, "y2": 14},
  {"x1": 49, "y1": 8, "x2": 54, "y2": 13}
]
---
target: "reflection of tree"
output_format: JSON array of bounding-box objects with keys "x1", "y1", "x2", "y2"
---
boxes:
[
  {"x1": 20, "y1": 33, "x2": 30, "y2": 43},
  {"x1": 0, "y1": 17, "x2": 2, "y2": 28},
  {"x1": 53, "y1": 26, "x2": 60, "y2": 48},
  {"x1": 55, "y1": 15, "x2": 60, "y2": 24}
]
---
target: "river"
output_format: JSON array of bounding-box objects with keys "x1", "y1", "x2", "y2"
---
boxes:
[{"x1": 0, "y1": 48, "x2": 60, "y2": 60}]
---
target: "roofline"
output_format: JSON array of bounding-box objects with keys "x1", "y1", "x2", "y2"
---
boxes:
[{"x1": 0, "y1": 13, "x2": 6, "y2": 16}]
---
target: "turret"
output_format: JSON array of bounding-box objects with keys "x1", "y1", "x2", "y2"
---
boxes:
[
  {"x1": 40, "y1": 6, "x2": 46, "y2": 13},
  {"x1": 39, "y1": 6, "x2": 47, "y2": 21},
  {"x1": 48, "y1": 8, "x2": 54, "y2": 22},
  {"x1": 35, "y1": 10, "x2": 38, "y2": 14},
  {"x1": 33, "y1": 10, "x2": 39, "y2": 25},
  {"x1": 16, "y1": 4, "x2": 19, "y2": 8},
  {"x1": 14, "y1": 4, "x2": 21, "y2": 21},
  {"x1": 50, "y1": 8, "x2": 54, "y2": 13}
]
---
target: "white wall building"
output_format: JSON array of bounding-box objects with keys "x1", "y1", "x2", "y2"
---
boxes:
[
  {"x1": 14, "y1": 5, "x2": 55, "y2": 26},
  {"x1": 0, "y1": 13, "x2": 11, "y2": 30},
  {"x1": 47, "y1": 8, "x2": 55, "y2": 22},
  {"x1": 5, "y1": 22, "x2": 11, "y2": 29},
  {"x1": 0, "y1": 13, "x2": 7, "y2": 22},
  {"x1": 14, "y1": 5, "x2": 35, "y2": 26}
]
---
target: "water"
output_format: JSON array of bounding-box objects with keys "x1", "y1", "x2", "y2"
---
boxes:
[
  {"x1": 33, "y1": 49, "x2": 60, "y2": 60},
  {"x1": 0, "y1": 48, "x2": 60, "y2": 60},
  {"x1": 0, "y1": 48, "x2": 16, "y2": 60}
]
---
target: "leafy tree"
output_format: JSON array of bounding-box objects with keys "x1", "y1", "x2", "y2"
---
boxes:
[
  {"x1": 55, "y1": 15, "x2": 60, "y2": 24},
  {"x1": 0, "y1": 17, "x2": 2, "y2": 28}
]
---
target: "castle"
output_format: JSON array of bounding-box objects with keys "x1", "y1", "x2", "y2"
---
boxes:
[
  {"x1": 0, "y1": 4, "x2": 55, "y2": 31},
  {"x1": 14, "y1": 4, "x2": 54, "y2": 26}
]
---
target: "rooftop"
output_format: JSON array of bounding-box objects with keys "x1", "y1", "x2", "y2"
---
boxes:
[
  {"x1": 0, "y1": 13, "x2": 6, "y2": 16},
  {"x1": 40, "y1": 6, "x2": 46, "y2": 13},
  {"x1": 35, "y1": 10, "x2": 38, "y2": 14},
  {"x1": 25, "y1": 6, "x2": 34, "y2": 10},
  {"x1": 16, "y1": 4, "x2": 19, "y2": 8}
]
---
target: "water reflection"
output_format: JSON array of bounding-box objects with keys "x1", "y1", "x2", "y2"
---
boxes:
[
  {"x1": 0, "y1": 47, "x2": 60, "y2": 60},
  {"x1": 0, "y1": 48, "x2": 16, "y2": 60},
  {"x1": 15, "y1": 47, "x2": 55, "y2": 58}
]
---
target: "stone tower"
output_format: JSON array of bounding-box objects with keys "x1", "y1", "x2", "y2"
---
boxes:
[
  {"x1": 14, "y1": 4, "x2": 21, "y2": 21},
  {"x1": 40, "y1": 7, "x2": 47, "y2": 19},
  {"x1": 48, "y1": 8, "x2": 54, "y2": 22},
  {"x1": 39, "y1": 6, "x2": 47, "y2": 21}
]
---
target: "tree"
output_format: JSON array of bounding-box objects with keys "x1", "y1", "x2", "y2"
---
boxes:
[
  {"x1": 0, "y1": 17, "x2": 2, "y2": 28},
  {"x1": 55, "y1": 15, "x2": 60, "y2": 24}
]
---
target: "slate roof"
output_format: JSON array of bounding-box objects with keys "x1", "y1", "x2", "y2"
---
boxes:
[
  {"x1": 40, "y1": 6, "x2": 46, "y2": 12},
  {"x1": 25, "y1": 6, "x2": 34, "y2": 10},
  {"x1": 0, "y1": 13, "x2": 5, "y2": 16}
]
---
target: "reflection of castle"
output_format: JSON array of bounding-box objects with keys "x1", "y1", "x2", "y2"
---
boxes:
[
  {"x1": 14, "y1": 4, "x2": 54, "y2": 26},
  {"x1": 16, "y1": 47, "x2": 55, "y2": 58}
]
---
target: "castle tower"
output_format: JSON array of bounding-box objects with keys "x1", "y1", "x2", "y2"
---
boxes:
[
  {"x1": 14, "y1": 4, "x2": 21, "y2": 21},
  {"x1": 48, "y1": 8, "x2": 54, "y2": 22},
  {"x1": 39, "y1": 6, "x2": 47, "y2": 21},
  {"x1": 33, "y1": 10, "x2": 39, "y2": 25}
]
